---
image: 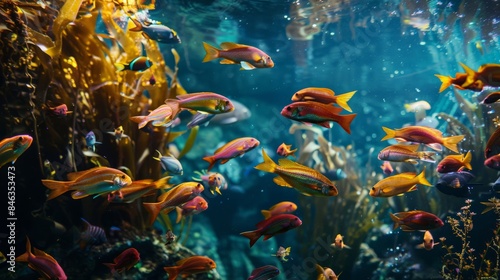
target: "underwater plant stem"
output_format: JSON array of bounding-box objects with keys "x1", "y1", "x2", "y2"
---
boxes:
[{"x1": 181, "y1": 216, "x2": 193, "y2": 246}]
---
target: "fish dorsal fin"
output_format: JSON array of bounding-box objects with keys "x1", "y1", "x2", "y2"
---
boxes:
[
  {"x1": 157, "y1": 191, "x2": 171, "y2": 202},
  {"x1": 220, "y1": 42, "x2": 249, "y2": 50},
  {"x1": 176, "y1": 257, "x2": 193, "y2": 266},
  {"x1": 393, "y1": 143, "x2": 420, "y2": 152},
  {"x1": 255, "y1": 216, "x2": 290, "y2": 228},
  {"x1": 220, "y1": 59, "x2": 237, "y2": 64},
  {"x1": 444, "y1": 154, "x2": 466, "y2": 161},
  {"x1": 67, "y1": 168, "x2": 95, "y2": 181},
  {"x1": 277, "y1": 158, "x2": 307, "y2": 169}
]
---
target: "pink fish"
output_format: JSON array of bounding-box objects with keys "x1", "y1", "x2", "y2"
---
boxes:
[
  {"x1": 16, "y1": 237, "x2": 67, "y2": 280},
  {"x1": 203, "y1": 137, "x2": 260, "y2": 171},
  {"x1": 240, "y1": 214, "x2": 302, "y2": 247},
  {"x1": 129, "y1": 104, "x2": 173, "y2": 129},
  {"x1": 380, "y1": 161, "x2": 394, "y2": 175},
  {"x1": 175, "y1": 196, "x2": 208, "y2": 223}
]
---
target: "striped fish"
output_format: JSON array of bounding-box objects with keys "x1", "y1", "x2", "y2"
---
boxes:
[
  {"x1": 248, "y1": 265, "x2": 280, "y2": 280},
  {"x1": 203, "y1": 137, "x2": 260, "y2": 171},
  {"x1": 80, "y1": 218, "x2": 107, "y2": 249}
]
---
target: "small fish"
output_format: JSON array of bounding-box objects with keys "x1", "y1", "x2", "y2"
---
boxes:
[
  {"x1": 103, "y1": 248, "x2": 140, "y2": 275},
  {"x1": 85, "y1": 131, "x2": 101, "y2": 152},
  {"x1": 404, "y1": 101, "x2": 431, "y2": 112},
  {"x1": 331, "y1": 234, "x2": 351, "y2": 250},
  {"x1": 107, "y1": 126, "x2": 130, "y2": 141},
  {"x1": 129, "y1": 17, "x2": 181, "y2": 44},
  {"x1": 281, "y1": 101, "x2": 357, "y2": 133},
  {"x1": 261, "y1": 201, "x2": 298, "y2": 219},
  {"x1": 154, "y1": 150, "x2": 183, "y2": 175},
  {"x1": 416, "y1": 231, "x2": 439, "y2": 250},
  {"x1": 437, "y1": 151, "x2": 472, "y2": 173},
  {"x1": 276, "y1": 143, "x2": 297, "y2": 157},
  {"x1": 272, "y1": 246, "x2": 291, "y2": 262},
  {"x1": 240, "y1": 214, "x2": 302, "y2": 247},
  {"x1": 381, "y1": 126, "x2": 464, "y2": 153},
  {"x1": 16, "y1": 237, "x2": 67, "y2": 280},
  {"x1": 45, "y1": 103, "x2": 72, "y2": 117},
  {"x1": 370, "y1": 169, "x2": 431, "y2": 197},
  {"x1": 80, "y1": 218, "x2": 108, "y2": 249},
  {"x1": 316, "y1": 264, "x2": 339, "y2": 280},
  {"x1": 143, "y1": 182, "x2": 204, "y2": 225},
  {"x1": 291, "y1": 88, "x2": 357, "y2": 112},
  {"x1": 130, "y1": 104, "x2": 173, "y2": 129},
  {"x1": 0, "y1": 135, "x2": 33, "y2": 168},
  {"x1": 380, "y1": 161, "x2": 393, "y2": 175},
  {"x1": 202, "y1": 41, "x2": 274, "y2": 70},
  {"x1": 203, "y1": 137, "x2": 260, "y2": 171},
  {"x1": 390, "y1": 210, "x2": 444, "y2": 231},
  {"x1": 175, "y1": 196, "x2": 208, "y2": 223},
  {"x1": 378, "y1": 144, "x2": 436, "y2": 164},
  {"x1": 192, "y1": 170, "x2": 228, "y2": 195},
  {"x1": 164, "y1": 256, "x2": 216, "y2": 280},
  {"x1": 481, "y1": 91, "x2": 500, "y2": 104},
  {"x1": 108, "y1": 177, "x2": 171, "y2": 203},
  {"x1": 165, "y1": 230, "x2": 177, "y2": 244},
  {"x1": 255, "y1": 149, "x2": 338, "y2": 197},
  {"x1": 247, "y1": 265, "x2": 280, "y2": 280},
  {"x1": 485, "y1": 154, "x2": 500, "y2": 170},
  {"x1": 435, "y1": 170, "x2": 474, "y2": 197},
  {"x1": 115, "y1": 56, "x2": 153, "y2": 72}
]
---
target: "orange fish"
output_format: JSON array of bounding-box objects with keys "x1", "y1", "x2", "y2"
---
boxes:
[
  {"x1": 0, "y1": 134, "x2": 33, "y2": 168},
  {"x1": 416, "y1": 231, "x2": 439, "y2": 250},
  {"x1": 378, "y1": 144, "x2": 436, "y2": 164},
  {"x1": 331, "y1": 234, "x2": 351, "y2": 250},
  {"x1": 316, "y1": 264, "x2": 340, "y2": 280},
  {"x1": 460, "y1": 62, "x2": 500, "y2": 88},
  {"x1": 261, "y1": 201, "x2": 297, "y2": 219},
  {"x1": 202, "y1": 42, "x2": 274, "y2": 70},
  {"x1": 370, "y1": 169, "x2": 431, "y2": 197},
  {"x1": 107, "y1": 177, "x2": 171, "y2": 203},
  {"x1": 164, "y1": 256, "x2": 216, "y2": 280},
  {"x1": 291, "y1": 87, "x2": 356, "y2": 112},
  {"x1": 175, "y1": 196, "x2": 208, "y2": 223},
  {"x1": 381, "y1": 126, "x2": 464, "y2": 153},
  {"x1": 16, "y1": 237, "x2": 67, "y2": 280},
  {"x1": 437, "y1": 151, "x2": 472, "y2": 173},
  {"x1": 276, "y1": 143, "x2": 297, "y2": 157}
]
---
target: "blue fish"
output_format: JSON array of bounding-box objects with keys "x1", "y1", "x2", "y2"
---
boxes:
[
  {"x1": 153, "y1": 150, "x2": 183, "y2": 175},
  {"x1": 129, "y1": 18, "x2": 181, "y2": 44},
  {"x1": 115, "y1": 56, "x2": 153, "y2": 72},
  {"x1": 85, "y1": 131, "x2": 101, "y2": 152},
  {"x1": 80, "y1": 218, "x2": 107, "y2": 249},
  {"x1": 435, "y1": 171, "x2": 474, "y2": 197}
]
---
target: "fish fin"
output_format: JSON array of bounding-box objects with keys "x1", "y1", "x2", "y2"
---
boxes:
[
  {"x1": 251, "y1": 53, "x2": 262, "y2": 62},
  {"x1": 459, "y1": 62, "x2": 477, "y2": 87},
  {"x1": 114, "y1": 63, "x2": 127, "y2": 71},
  {"x1": 463, "y1": 151, "x2": 472, "y2": 170},
  {"x1": 273, "y1": 176, "x2": 292, "y2": 187},
  {"x1": 202, "y1": 42, "x2": 219, "y2": 62},
  {"x1": 415, "y1": 243, "x2": 425, "y2": 249},
  {"x1": 254, "y1": 148, "x2": 277, "y2": 173},
  {"x1": 15, "y1": 237, "x2": 33, "y2": 263},
  {"x1": 401, "y1": 225, "x2": 414, "y2": 231},
  {"x1": 219, "y1": 42, "x2": 249, "y2": 49},
  {"x1": 153, "y1": 150, "x2": 162, "y2": 161},
  {"x1": 143, "y1": 201, "x2": 163, "y2": 225},
  {"x1": 389, "y1": 213, "x2": 400, "y2": 230},
  {"x1": 426, "y1": 143, "x2": 443, "y2": 152},
  {"x1": 407, "y1": 185, "x2": 418, "y2": 192},
  {"x1": 71, "y1": 191, "x2": 90, "y2": 199},
  {"x1": 41, "y1": 180, "x2": 71, "y2": 200},
  {"x1": 220, "y1": 158, "x2": 231, "y2": 164},
  {"x1": 240, "y1": 61, "x2": 256, "y2": 70},
  {"x1": 336, "y1": 113, "x2": 356, "y2": 134},
  {"x1": 175, "y1": 207, "x2": 183, "y2": 224},
  {"x1": 261, "y1": 210, "x2": 271, "y2": 219},
  {"x1": 128, "y1": 17, "x2": 143, "y2": 32},
  {"x1": 381, "y1": 127, "x2": 396, "y2": 141},
  {"x1": 202, "y1": 156, "x2": 216, "y2": 171},
  {"x1": 434, "y1": 74, "x2": 452, "y2": 93},
  {"x1": 442, "y1": 135, "x2": 465, "y2": 153},
  {"x1": 164, "y1": 266, "x2": 180, "y2": 280},
  {"x1": 220, "y1": 59, "x2": 237, "y2": 64},
  {"x1": 289, "y1": 148, "x2": 298, "y2": 157},
  {"x1": 405, "y1": 159, "x2": 419, "y2": 164},
  {"x1": 129, "y1": 116, "x2": 149, "y2": 129},
  {"x1": 240, "y1": 230, "x2": 261, "y2": 247},
  {"x1": 317, "y1": 121, "x2": 331, "y2": 128},
  {"x1": 419, "y1": 152, "x2": 436, "y2": 163},
  {"x1": 417, "y1": 168, "x2": 432, "y2": 186},
  {"x1": 263, "y1": 234, "x2": 273, "y2": 241},
  {"x1": 334, "y1": 91, "x2": 356, "y2": 112},
  {"x1": 215, "y1": 187, "x2": 222, "y2": 195}
]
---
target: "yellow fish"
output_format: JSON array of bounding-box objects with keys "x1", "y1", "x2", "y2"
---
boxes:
[{"x1": 370, "y1": 168, "x2": 431, "y2": 197}]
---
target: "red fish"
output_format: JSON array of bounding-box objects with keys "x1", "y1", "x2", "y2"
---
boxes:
[
  {"x1": 16, "y1": 237, "x2": 67, "y2": 280},
  {"x1": 437, "y1": 151, "x2": 472, "y2": 173},
  {"x1": 390, "y1": 210, "x2": 444, "y2": 231},
  {"x1": 103, "y1": 248, "x2": 140, "y2": 274},
  {"x1": 240, "y1": 214, "x2": 302, "y2": 247},
  {"x1": 164, "y1": 256, "x2": 216, "y2": 280},
  {"x1": 203, "y1": 137, "x2": 260, "y2": 171},
  {"x1": 202, "y1": 42, "x2": 274, "y2": 70},
  {"x1": 485, "y1": 154, "x2": 500, "y2": 170}
]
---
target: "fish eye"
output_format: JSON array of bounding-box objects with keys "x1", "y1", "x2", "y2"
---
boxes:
[
  {"x1": 121, "y1": 175, "x2": 125, "y2": 179},
  {"x1": 371, "y1": 187, "x2": 375, "y2": 191},
  {"x1": 286, "y1": 106, "x2": 291, "y2": 111}
]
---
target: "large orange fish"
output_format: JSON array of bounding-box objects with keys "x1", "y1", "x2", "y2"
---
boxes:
[
  {"x1": 437, "y1": 151, "x2": 472, "y2": 173},
  {"x1": 378, "y1": 144, "x2": 436, "y2": 164},
  {"x1": 291, "y1": 87, "x2": 357, "y2": 112},
  {"x1": 0, "y1": 135, "x2": 33, "y2": 168},
  {"x1": 164, "y1": 256, "x2": 216, "y2": 280},
  {"x1": 203, "y1": 137, "x2": 260, "y2": 171},
  {"x1": 381, "y1": 126, "x2": 464, "y2": 153},
  {"x1": 107, "y1": 177, "x2": 171, "y2": 203},
  {"x1": 202, "y1": 42, "x2": 274, "y2": 70},
  {"x1": 460, "y1": 62, "x2": 500, "y2": 88},
  {"x1": 240, "y1": 214, "x2": 302, "y2": 247}
]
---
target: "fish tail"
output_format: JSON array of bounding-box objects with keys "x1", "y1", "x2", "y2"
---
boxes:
[
  {"x1": 289, "y1": 148, "x2": 298, "y2": 157},
  {"x1": 434, "y1": 74, "x2": 452, "y2": 93},
  {"x1": 389, "y1": 213, "x2": 401, "y2": 230},
  {"x1": 335, "y1": 90, "x2": 356, "y2": 112},
  {"x1": 459, "y1": 62, "x2": 477, "y2": 87},
  {"x1": 143, "y1": 201, "x2": 162, "y2": 225},
  {"x1": 442, "y1": 135, "x2": 465, "y2": 153},
  {"x1": 15, "y1": 237, "x2": 32, "y2": 263},
  {"x1": 416, "y1": 168, "x2": 432, "y2": 186},
  {"x1": 240, "y1": 230, "x2": 261, "y2": 247},
  {"x1": 42, "y1": 179, "x2": 71, "y2": 200},
  {"x1": 175, "y1": 206, "x2": 183, "y2": 224},
  {"x1": 261, "y1": 210, "x2": 271, "y2": 219},
  {"x1": 202, "y1": 42, "x2": 220, "y2": 62},
  {"x1": 129, "y1": 116, "x2": 149, "y2": 129},
  {"x1": 463, "y1": 151, "x2": 472, "y2": 170},
  {"x1": 381, "y1": 126, "x2": 396, "y2": 141},
  {"x1": 164, "y1": 266, "x2": 180, "y2": 280},
  {"x1": 254, "y1": 149, "x2": 277, "y2": 173},
  {"x1": 336, "y1": 113, "x2": 356, "y2": 134},
  {"x1": 128, "y1": 17, "x2": 143, "y2": 32},
  {"x1": 419, "y1": 151, "x2": 436, "y2": 163},
  {"x1": 114, "y1": 63, "x2": 128, "y2": 71},
  {"x1": 202, "y1": 155, "x2": 217, "y2": 171}
]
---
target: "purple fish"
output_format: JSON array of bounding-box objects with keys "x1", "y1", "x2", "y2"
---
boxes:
[
  {"x1": 80, "y1": 218, "x2": 108, "y2": 249},
  {"x1": 16, "y1": 237, "x2": 67, "y2": 280},
  {"x1": 203, "y1": 137, "x2": 260, "y2": 171}
]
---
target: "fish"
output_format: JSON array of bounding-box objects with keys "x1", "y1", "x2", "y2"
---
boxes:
[
  {"x1": 435, "y1": 170, "x2": 474, "y2": 197},
  {"x1": 255, "y1": 149, "x2": 338, "y2": 197},
  {"x1": 153, "y1": 150, "x2": 183, "y2": 175},
  {"x1": 193, "y1": 170, "x2": 228, "y2": 195},
  {"x1": 272, "y1": 246, "x2": 291, "y2": 262},
  {"x1": 381, "y1": 126, "x2": 464, "y2": 153},
  {"x1": 404, "y1": 101, "x2": 431, "y2": 112},
  {"x1": 115, "y1": 56, "x2": 153, "y2": 72},
  {"x1": 15, "y1": 237, "x2": 67, "y2": 280},
  {"x1": 129, "y1": 17, "x2": 181, "y2": 43},
  {"x1": 331, "y1": 234, "x2": 351, "y2": 250},
  {"x1": 41, "y1": 167, "x2": 132, "y2": 200},
  {"x1": 165, "y1": 230, "x2": 177, "y2": 244},
  {"x1": 380, "y1": 161, "x2": 393, "y2": 175},
  {"x1": 107, "y1": 177, "x2": 171, "y2": 203},
  {"x1": 276, "y1": 143, "x2": 297, "y2": 157},
  {"x1": 175, "y1": 196, "x2": 208, "y2": 223},
  {"x1": 0, "y1": 135, "x2": 33, "y2": 168},
  {"x1": 163, "y1": 256, "x2": 216, "y2": 280},
  {"x1": 390, "y1": 210, "x2": 444, "y2": 231},
  {"x1": 130, "y1": 104, "x2": 174, "y2": 129},
  {"x1": 203, "y1": 137, "x2": 260, "y2": 171},
  {"x1": 209, "y1": 100, "x2": 251, "y2": 125},
  {"x1": 476, "y1": 41, "x2": 484, "y2": 55},
  {"x1": 291, "y1": 87, "x2": 357, "y2": 112},
  {"x1": 202, "y1": 42, "x2": 274, "y2": 70},
  {"x1": 378, "y1": 144, "x2": 436, "y2": 164},
  {"x1": 461, "y1": 62, "x2": 500, "y2": 88},
  {"x1": 481, "y1": 91, "x2": 500, "y2": 104},
  {"x1": 370, "y1": 169, "x2": 431, "y2": 197},
  {"x1": 437, "y1": 151, "x2": 472, "y2": 173},
  {"x1": 103, "y1": 248, "x2": 140, "y2": 274},
  {"x1": 247, "y1": 265, "x2": 280, "y2": 280},
  {"x1": 434, "y1": 72, "x2": 484, "y2": 93},
  {"x1": 80, "y1": 218, "x2": 108, "y2": 249},
  {"x1": 142, "y1": 182, "x2": 204, "y2": 225},
  {"x1": 261, "y1": 201, "x2": 298, "y2": 219},
  {"x1": 85, "y1": 131, "x2": 101, "y2": 152},
  {"x1": 187, "y1": 112, "x2": 215, "y2": 128},
  {"x1": 107, "y1": 126, "x2": 130, "y2": 141},
  {"x1": 240, "y1": 214, "x2": 302, "y2": 247},
  {"x1": 166, "y1": 92, "x2": 235, "y2": 118},
  {"x1": 485, "y1": 127, "x2": 500, "y2": 158},
  {"x1": 316, "y1": 264, "x2": 339, "y2": 280},
  {"x1": 485, "y1": 154, "x2": 500, "y2": 170},
  {"x1": 45, "y1": 103, "x2": 72, "y2": 117},
  {"x1": 416, "y1": 231, "x2": 439, "y2": 250},
  {"x1": 281, "y1": 101, "x2": 357, "y2": 133}
]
